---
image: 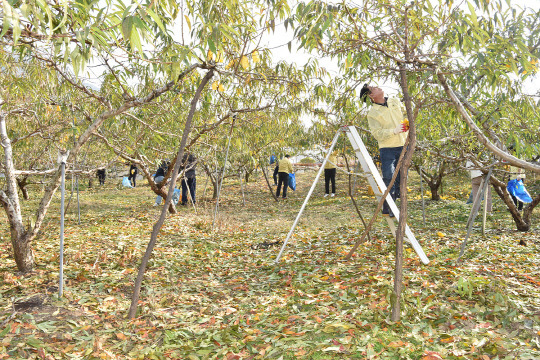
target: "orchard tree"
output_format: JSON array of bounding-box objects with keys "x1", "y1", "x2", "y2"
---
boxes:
[
  {"x1": 0, "y1": 0, "x2": 214, "y2": 273},
  {"x1": 413, "y1": 102, "x2": 470, "y2": 201},
  {"x1": 94, "y1": 54, "x2": 313, "y2": 211},
  {"x1": 289, "y1": 0, "x2": 540, "y2": 321},
  {"x1": 126, "y1": 0, "x2": 327, "y2": 318}
]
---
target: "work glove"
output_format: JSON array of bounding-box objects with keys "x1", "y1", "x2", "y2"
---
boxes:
[{"x1": 393, "y1": 123, "x2": 407, "y2": 134}]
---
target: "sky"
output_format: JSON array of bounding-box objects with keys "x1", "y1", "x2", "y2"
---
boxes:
[
  {"x1": 80, "y1": 1, "x2": 540, "y2": 106},
  {"x1": 264, "y1": 0, "x2": 540, "y2": 99}
]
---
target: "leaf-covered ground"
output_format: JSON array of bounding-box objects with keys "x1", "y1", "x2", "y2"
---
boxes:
[{"x1": 1, "y1": 169, "x2": 539, "y2": 359}]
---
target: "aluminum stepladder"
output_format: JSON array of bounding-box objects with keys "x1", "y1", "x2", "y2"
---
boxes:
[{"x1": 275, "y1": 126, "x2": 430, "y2": 265}]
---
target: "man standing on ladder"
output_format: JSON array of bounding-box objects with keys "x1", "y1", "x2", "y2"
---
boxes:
[
  {"x1": 276, "y1": 155, "x2": 294, "y2": 200},
  {"x1": 360, "y1": 84, "x2": 409, "y2": 217}
]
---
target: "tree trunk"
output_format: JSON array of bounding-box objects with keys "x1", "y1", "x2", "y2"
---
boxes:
[
  {"x1": 522, "y1": 193, "x2": 540, "y2": 232},
  {"x1": 429, "y1": 183, "x2": 441, "y2": 201},
  {"x1": 260, "y1": 162, "x2": 279, "y2": 202},
  {"x1": 391, "y1": 62, "x2": 417, "y2": 322},
  {"x1": 213, "y1": 174, "x2": 220, "y2": 200},
  {"x1": 17, "y1": 177, "x2": 29, "y2": 200},
  {"x1": 11, "y1": 233, "x2": 34, "y2": 272},
  {"x1": 414, "y1": 163, "x2": 444, "y2": 201},
  {"x1": 490, "y1": 175, "x2": 534, "y2": 232},
  {"x1": 0, "y1": 192, "x2": 34, "y2": 272},
  {"x1": 244, "y1": 169, "x2": 252, "y2": 183},
  {"x1": 202, "y1": 164, "x2": 219, "y2": 200},
  {"x1": 128, "y1": 69, "x2": 214, "y2": 319},
  {"x1": 145, "y1": 174, "x2": 177, "y2": 214},
  {"x1": 1, "y1": 114, "x2": 34, "y2": 272}
]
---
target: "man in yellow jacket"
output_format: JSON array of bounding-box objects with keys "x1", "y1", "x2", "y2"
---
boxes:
[
  {"x1": 276, "y1": 155, "x2": 294, "y2": 199},
  {"x1": 360, "y1": 84, "x2": 409, "y2": 217}
]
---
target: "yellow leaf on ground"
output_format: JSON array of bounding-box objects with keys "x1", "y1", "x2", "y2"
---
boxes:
[
  {"x1": 437, "y1": 232, "x2": 446, "y2": 238},
  {"x1": 62, "y1": 344, "x2": 76, "y2": 353},
  {"x1": 421, "y1": 351, "x2": 443, "y2": 360},
  {"x1": 440, "y1": 335, "x2": 454, "y2": 343},
  {"x1": 294, "y1": 349, "x2": 307, "y2": 356}
]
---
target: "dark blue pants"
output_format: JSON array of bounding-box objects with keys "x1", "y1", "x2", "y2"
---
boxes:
[
  {"x1": 511, "y1": 194, "x2": 523, "y2": 211},
  {"x1": 380, "y1": 146, "x2": 404, "y2": 214},
  {"x1": 128, "y1": 173, "x2": 137, "y2": 187},
  {"x1": 273, "y1": 166, "x2": 279, "y2": 185},
  {"x1": 276, "y1": 172, "x2": 289, "y2": 198},
  {"x1": 324, "y1": 168, "x2": 336, "y2": 194},
  {"x1": 181, "y1": 177, "x2": 196, "y2": 205}
]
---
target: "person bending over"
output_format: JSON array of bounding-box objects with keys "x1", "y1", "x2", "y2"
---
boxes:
[
  {"x1": 96, "y1": 168, "x2": 106, "y2": 185},
  {"x1": 128, "y1": 163, "x2": 138, "y2": 187}
]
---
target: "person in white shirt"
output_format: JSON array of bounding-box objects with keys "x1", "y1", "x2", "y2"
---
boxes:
[
  {"x1": 466, "y1": 160, "x2": 492, "y2": 212},
  {"x1": 509, "y1": 165, "x2": 526, "y2": 211}
]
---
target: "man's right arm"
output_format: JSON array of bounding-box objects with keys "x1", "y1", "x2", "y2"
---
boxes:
[{"x1": 367, "y1": 113, "x2": 397, "y2": 143}]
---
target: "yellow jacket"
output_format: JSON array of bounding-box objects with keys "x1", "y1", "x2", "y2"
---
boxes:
[
  {"x1": 278, "y1": 157, "x2": 293, "y2": 174},
  {"x1": 367, "y1": 97, "x2": 408, "y2": 149},
  {"x1": 325, "y1": 153, "x2": 337, "y2": 169}
]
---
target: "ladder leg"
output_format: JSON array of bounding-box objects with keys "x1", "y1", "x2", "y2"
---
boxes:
[{"x1": 344, "y1": 126, "x2": 429, "y2": 264}]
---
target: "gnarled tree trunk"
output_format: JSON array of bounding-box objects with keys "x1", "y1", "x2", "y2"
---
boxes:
[
  {"x1": 413, "y1": 162, "x2": 446, "y2": 201},
  {"x1": 129, "y1": 69, "x2": 214, "y2": 319},
  {"x1": 244, "y1": 168, "x2": 255, "y2": 183},
  {"x1": 202, "y1": 163, "x2": 220, "y2": 200},
  {"x1": 491, "y1": 175, "x2": 540, "y2": 236},
  {"x1": 16, "y1": 176, "x2": 30, "y2": 200},
  {"x1": 1, "y1": 113, "x2": 35, "y2": 272},
  {"x1": 11, "y1": 233, "x2": 34, "y2": 271}
]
